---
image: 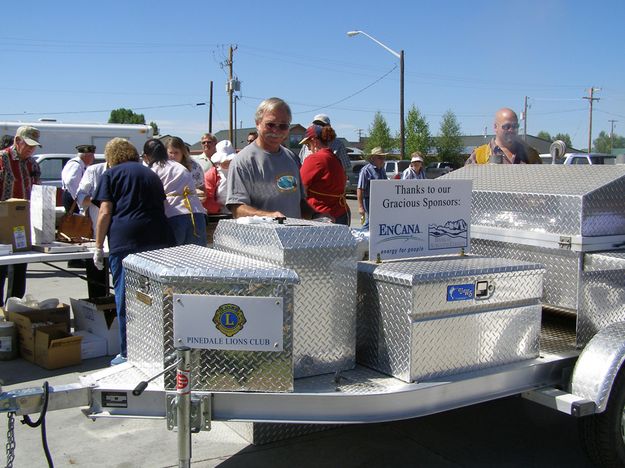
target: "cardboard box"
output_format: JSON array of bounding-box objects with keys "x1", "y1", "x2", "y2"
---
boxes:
[
  {"x1": 11, "y1": 304, "x2": 71, "y2": 363},
  {"x1": 71, "y1": 297, "x2": 120, "y2": 356},
  {"x1": 0, "y1": 199, "x2": 32, "y2": 252},
  {"x1": 35, "y1": 326, "x2": 82, "y2": 369},
  {"x1": 73, "y1": 330, "x2": 107, "y2": 360}
]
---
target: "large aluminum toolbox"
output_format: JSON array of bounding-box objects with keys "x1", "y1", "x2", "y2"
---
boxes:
[
  {"x1": 214, "y1": 218, "x2": 357, "y2": 378},
  {"x1": 357, "y1": 256, "x2": 544, "y2": 382},
  {"x1": 123, "y1": 245, "x2": 298, "y2": 392},
  {"x1": 443, "y1": 165, "x2": 625, "y2": 346}
]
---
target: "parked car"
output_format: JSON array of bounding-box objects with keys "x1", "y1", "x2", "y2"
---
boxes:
[
  {"x1": 425, "y1": 161, "x2": 458, "y2": 179},
  {"x1": 346, "y1": 147, "x2": 364, "y2": 160},
  {"x1": 346, "y1": 160, "x2": 367, "y2": 194},
  {"x1": 36, "y1": 154, "x2": 105, "y2": 215},
  {"x1": 385, "y1": 160, "x2": 410, "y2": 179},
  {"x1": 557, "y1": 153, "x2": 616, "y2": 165},
  {"x1": 36, "y1": 153, "x2": 105, "y2": 189}
]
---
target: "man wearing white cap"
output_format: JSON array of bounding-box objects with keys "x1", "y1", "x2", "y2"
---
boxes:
[
  {"x1": 0, "y1": 126, "x2": 42, "y2": 305},
  {"x1": 298, "y1": 114, "x2": 351, "y2": 175},
  {"x1": 402, "y1": 152, "x2": 426, "y2": 180},
  {"x1": 204, "y1": 140, "x2": 236, "y2": 214},
  {"x1": 61, "y1": 144, "x2": 96, "y2": 213}
]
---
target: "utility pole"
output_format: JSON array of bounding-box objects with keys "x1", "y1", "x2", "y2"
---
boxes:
[
  {"x1": 227, "y1": 46, "x2": 235, "y2": 144},
  {"x1": 355, "y1": 128, "x2": 364, "y2": 142},
  {"x1": 208, "y1": 81, "x2": 213, "y2": 133},
  {"x1": 609, "y1": 119, "x2": 618, "y2": 154},
  {"x1": 583, "y1": 87, "x2": 600, "y2": 154},
  {"x1": 523, "y1": 96, "x2": 528, "y2": 142},
  {"x1": 233, "y1": 95, "x2": 239, "y2": 152}
]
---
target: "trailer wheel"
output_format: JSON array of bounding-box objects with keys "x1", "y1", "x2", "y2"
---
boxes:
[{"x1": 579, "y1": 367, "x2": 625, "y2": 467}]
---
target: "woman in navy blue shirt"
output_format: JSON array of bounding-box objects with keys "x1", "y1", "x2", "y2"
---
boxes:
[{"x1": 92, "y1": 138, "x2": 173, "y2": 365}]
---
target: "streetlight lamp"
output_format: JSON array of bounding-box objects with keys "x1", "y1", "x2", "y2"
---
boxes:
[{"x1": 347, "y1": 30, "x2": 405, "y2": 158}]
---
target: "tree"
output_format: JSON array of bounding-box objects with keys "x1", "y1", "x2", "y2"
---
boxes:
[
  {"x1": 537, "y1": 131, "x2": 551, "y2": 141},
  {"x1": 436, "y1": 110, "x2": 464, "y2": 166},
  {"x1": 594, "y1": 130, "x2": 625, "y2": 153},
  {"x1": 405, "y1": 105, "x2": 432, "y2": 158},
  {"x1": 149, "y1": 121, "x2": 160, "y2": 136},
  {"x1": 108, "y1": 108, "x2": 146, "y2": 125},
  {"x1": 365, "y1": 112, "x2": 395, "y2": 153},
  {"x1": 553, "y1": 133, "x2": 572, "y2": 148}
]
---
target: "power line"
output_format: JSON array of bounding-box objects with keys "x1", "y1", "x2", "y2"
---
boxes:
[{"x1": 291, "y1": 65, "x2": 397, "y2": 114}]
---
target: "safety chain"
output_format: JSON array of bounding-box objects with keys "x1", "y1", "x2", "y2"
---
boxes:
[{"x1": 4, "y1": 411, "x2": 15, "y2": 468}]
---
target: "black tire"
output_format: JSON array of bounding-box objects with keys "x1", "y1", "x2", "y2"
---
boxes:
[{"x1": 579, "y1": 367, "x2": 625, "y2": 467}]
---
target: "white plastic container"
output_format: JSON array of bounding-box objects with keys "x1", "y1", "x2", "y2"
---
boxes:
[{"x1": 0, "y1": 321, "x2": 18, "y2": 360}]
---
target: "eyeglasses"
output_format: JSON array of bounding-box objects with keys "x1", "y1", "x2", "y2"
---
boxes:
[
  {"x1": 264, "y1": 122, "x2": 290, "y2": 131},
  {"x1": 201, "y1": 140, "x2": 213, "y2": 146},
  {"x1": 501, "y1": 123, "x2": 519, "y2": 131}
]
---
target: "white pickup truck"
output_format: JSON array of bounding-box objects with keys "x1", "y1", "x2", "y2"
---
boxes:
[{"x1": 540, "y1": 152, "x2": 617, "y2": 164}]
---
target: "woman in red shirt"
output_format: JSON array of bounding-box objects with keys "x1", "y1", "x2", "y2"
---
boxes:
[{"x1": 299, "y1": 124, "x2": 348, "y2": 225}]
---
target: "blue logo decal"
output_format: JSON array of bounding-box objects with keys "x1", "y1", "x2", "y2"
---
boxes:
[
  {"x1": 447, "y1": 283, "x2": 475, "y2": 301},
  {"x1": 276, "y1": 175, "x2": 297, "y2": 192},
  {"x1": 212, "y1": 303, "x2": 246, "y2": 337}
]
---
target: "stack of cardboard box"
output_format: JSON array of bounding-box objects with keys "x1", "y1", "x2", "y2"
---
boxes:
[{"x1": 10, "y1": 304, "x2": 82, "y2": 369}]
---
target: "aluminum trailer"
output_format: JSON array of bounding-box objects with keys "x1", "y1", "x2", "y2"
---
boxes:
[{"x1": 4, "y1": 166, "x2": 625, "y2": 466}]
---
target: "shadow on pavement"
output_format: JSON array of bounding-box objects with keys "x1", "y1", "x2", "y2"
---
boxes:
[{"x1": 1, "y1": 356, "x2": 111, "y2": 386}]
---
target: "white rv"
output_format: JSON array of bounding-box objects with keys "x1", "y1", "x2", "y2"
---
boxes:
[{"x1": 0, "y1": 120, "x2": 153, "y2": 154}]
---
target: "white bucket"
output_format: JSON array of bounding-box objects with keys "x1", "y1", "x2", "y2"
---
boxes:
[{"x1": 0, "y1": 321, "x2": 18, "y2": 360}]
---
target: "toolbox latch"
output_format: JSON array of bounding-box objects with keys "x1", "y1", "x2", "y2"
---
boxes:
[{"x1": 558, "y1": 236, "x2": 572, "y2": 249}]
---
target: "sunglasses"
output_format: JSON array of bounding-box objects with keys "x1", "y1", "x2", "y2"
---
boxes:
[
  {"x1": 501, "y1": 123, "x2": 519, "y2": 131},
  {"x1": 201, "y1": 141, "x2": 214, "y2": 145},
  {"x1": 264, "y1": 122, "x2": 290, "y2": 131}
]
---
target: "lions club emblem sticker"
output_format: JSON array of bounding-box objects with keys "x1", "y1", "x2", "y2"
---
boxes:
[{"x1": 212, "y1": 303, "x2": 246, "y2": 337}]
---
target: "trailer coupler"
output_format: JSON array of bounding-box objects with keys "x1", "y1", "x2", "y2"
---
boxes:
[{"x1": 0, "y1": 383, "x2": 91, "y2": 416}]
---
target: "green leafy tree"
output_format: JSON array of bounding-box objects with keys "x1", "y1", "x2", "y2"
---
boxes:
[
  {"x1": 553, "y1": 133, "x2": 572, "y2": 148},
  {"x1": 405, "y1": 105, "x2": 431, "y2": 158},
  {"x1": 149, "y1": 121, "x2": 160, "y2": 136},
  {"x1": 594, "y1": 130, "x2": 625, "y2": 153},
  {"x1": 537, "y1": 131, "x2": 551, "y2": 141},
  {"x1": 365, "y1": 112, "x2": 395, "y2": 153},
  {"x1": 108, "y1": 108, "x2": 146, "y2": 125},
  {"x1": 436, "y1": 110, "x2": 464, "y2": 166}
]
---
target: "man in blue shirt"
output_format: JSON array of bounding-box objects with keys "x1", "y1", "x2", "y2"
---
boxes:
[{"x1": 357, "y1": 147, "x2": 388, "y2": 230}]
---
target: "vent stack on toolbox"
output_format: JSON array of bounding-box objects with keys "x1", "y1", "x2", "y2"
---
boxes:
[
  {"x1": 214, "y1": 219, "x2": 358, "y2": 378},
  {"x1": 357, "y1": 256, "x2": 544, "y2": 382},
  {"x1": 443, "y1": 165, "x2": 625, "y2": 346},
  {"x1": 123, "y1": 245, "x2": 298, "y2": 392}
]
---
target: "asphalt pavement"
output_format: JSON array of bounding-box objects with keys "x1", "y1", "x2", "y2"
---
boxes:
[{"x1": 0, "y1": 235, "x2": 595, "y2": 467}]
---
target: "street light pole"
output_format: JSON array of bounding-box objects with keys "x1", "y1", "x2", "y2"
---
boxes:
[
  {"x1": 347, "y1": 30, "x2": 405, "y2": 158},
  {"x1": 400, "y1": 49, "x2": 404, "y2": 159}
]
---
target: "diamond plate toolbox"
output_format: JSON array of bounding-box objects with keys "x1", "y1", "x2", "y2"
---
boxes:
[
  {"x1": 443, "y1": 165, "x2": 625, "y2": 346},
  {"x1": 123, "y1": 245, "x2": 298, "y2": 392},
  {"x1": 214, "y1": 219, "x2": 358, "y2": 378},
  {"x1": 357, "y1": 256, "x2": 544, "y2": 382}
]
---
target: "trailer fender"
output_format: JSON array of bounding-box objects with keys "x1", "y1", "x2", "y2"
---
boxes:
[{"x1": 571, "y1": 322, "x2": 625, "y2": 413}]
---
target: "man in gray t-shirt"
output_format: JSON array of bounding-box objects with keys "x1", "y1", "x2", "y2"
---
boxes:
[{"x1": 226, "y1": 97, "x2": 309, "y2": 219}]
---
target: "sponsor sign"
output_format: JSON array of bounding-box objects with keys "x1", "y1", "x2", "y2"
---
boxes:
[
  {"x1": 369, "y1": 179, "x2": 472, "y2": 260},
  {"x1": 173, "y1": 295, "x2": 283, "y2": 352}
]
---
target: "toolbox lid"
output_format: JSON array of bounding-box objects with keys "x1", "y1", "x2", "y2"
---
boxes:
[
  {"x1": 214, "y1": 218, "x2": 357, "y2": 252},
  {"x1": 358, "y1": 255, "x2": 543, "y2": 286},
  {"x1": 443, "y1": 165, "x2": 625, "y2": 238},
  {"x1": 123, "y1": 245, "x2": 299, "y2": 284}
]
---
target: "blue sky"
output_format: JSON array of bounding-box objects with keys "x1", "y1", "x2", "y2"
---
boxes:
[{"x1": 1, "y1": 0, "x2": 623, "y2": 151}]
